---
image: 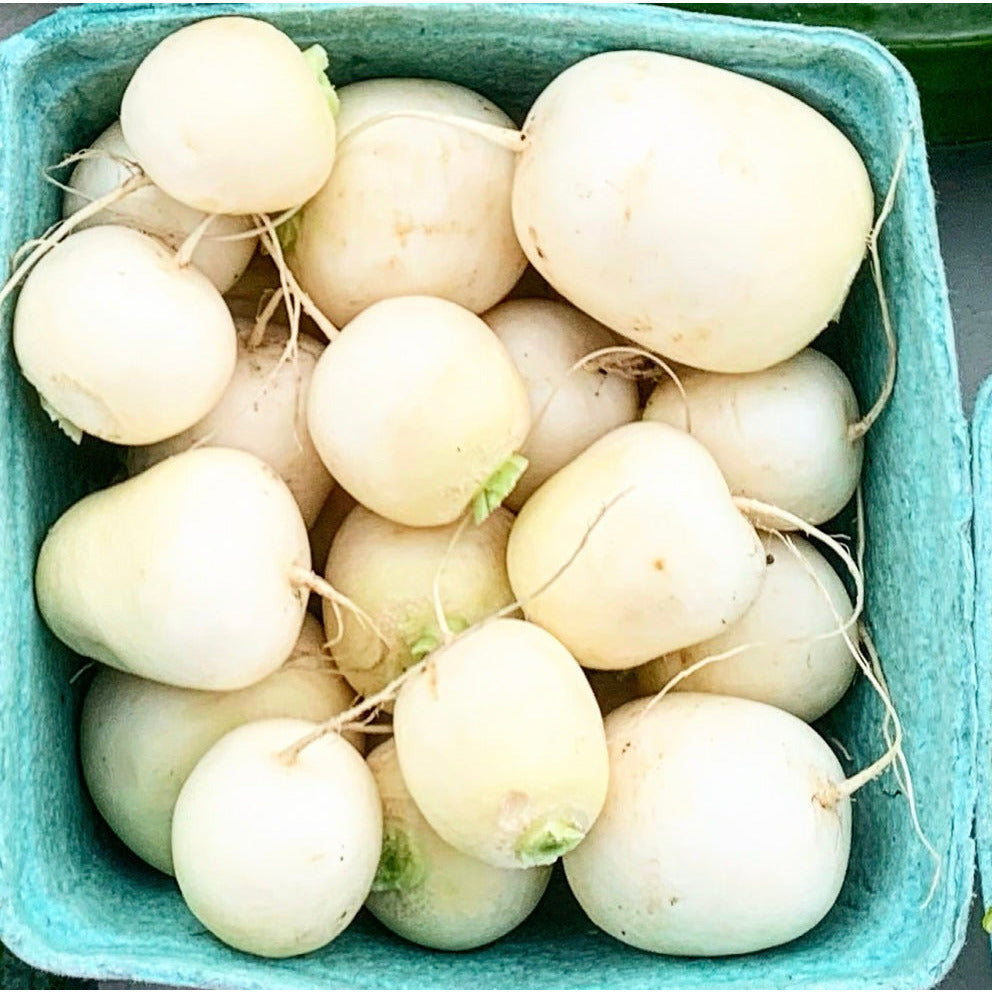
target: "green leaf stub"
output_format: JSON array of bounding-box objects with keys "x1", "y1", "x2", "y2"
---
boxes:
[
  {"x1": 472, "y1": 454, "x2": 529, "y2": 524},
  {"x1": 372, "y1": 825, "x2": 426, "y2": 894},
  {"x1": 301, "y1": 44, "x2": 341, "y2": 116}
]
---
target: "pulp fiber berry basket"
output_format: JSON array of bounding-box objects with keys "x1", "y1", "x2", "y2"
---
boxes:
[{"x1": 0, "y1": 3, "x2": 976, "y2": 989}]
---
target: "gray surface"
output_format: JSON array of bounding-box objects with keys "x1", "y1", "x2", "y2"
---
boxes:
[{"x1": 0, "y1": 3, "x2": 990, "y2": 989}]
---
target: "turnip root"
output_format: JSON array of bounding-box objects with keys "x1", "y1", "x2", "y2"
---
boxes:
[
  {"x1": 36, "y1": 447, "x2": 310, "y2": 691},
  {"x1": 80, "y1": 616, "x2": 359, "y2": 875},
  {"x1": 506, "y1": 421, "x2": 765, "y2": 669},
  {"x1": 563, "y1": 694, "x2": 851, "y2": 956},
  {"x1": 482, "y1": 299, "x2": 640, "y2": 510},
  {"x1": 393, "y1": 618, "x2": 608, "y2": 869},
  {"x1": 287, "y1": 78, "x2": 525, "y2": 327},
  {"x1": 120, "y1": 17, "x2": 337, "y2": 215},
  {"x1": 366, "y1": 739, "x2": 551, "y2": 950},
  {"x1": 62, "y1": 121, "x2": 256, "y2": 293},
  {"x1": 323, "y1": 505, "x2": 515, "y2": 700},
  {"x1": 643, "y1": 349, "x2": 863, "y2": 524},
  {"x1": 512, "y1": 50, "x2": 874, "y2": 372},
  {"x1": 307, "y1": 296, "x2": 531, "y2": 526},
  {"x1": 172, "y1": 718, "x2": 381, "y2": 958},
  {"x1": 13, "y1": 225, "x2": 236, "y2": 445},
  {"x1": 127, "y1": 322, "x2": 333, "y2": 527},
  {"x1": 637, "y1": 533, "x2": 857, "y2": 722}
]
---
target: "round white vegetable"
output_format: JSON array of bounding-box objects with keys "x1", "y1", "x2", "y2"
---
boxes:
[
  {"x1": 643, "y1": 349, "x2": 863, "y2": 525},
  {"x1": 127, "y1": 322, "x2": 333, "y2": 527},
  {"x1": 308, "y1": 296, "x2": 531, "y2": 527},
  {"x1": 120, "y1": 17, "x2": 336, "y2": 214},
  {"x1": 287, "y1": 77, "x2": 525, "y2": 327},
  {"x1": 80, "y1": 616, "x2": 360, "y2": 875},
  {"x1": 482, "y1": 298, "x2": 640, "y2": 510},
  {"x1": 512, "y1": 50, "x2": 874, "y2": 372},
  {"x1": 36, "y1": 447, "x2": 310, "y2": 691},
  {"x1": 323, "y1": 505, "x2": 515, "y2": 700},
  {"x1": 638, "y1": 532, "x2": 857, "y2": 722},
  {"x1": 366, "y1": 739, "x2": 551, "y2": 950},
  {"x1": 506, "y1": 421, "x2": 766, "y2": 669},
  {"x1": 13, "y1": 225, "x2": 236, "y2": 445},
  {"x1": 393, "y1": 618, "x2": 608, "y2": 870},
  {"x1": 172, "y1": 717, "x2": 381, "y2": 958},
  {"x1": 62, "y1": 121, "x2": 256, "y2": 293},
  {"x1": 563, "y1": 693, "x2": 851, "y2": 956}
]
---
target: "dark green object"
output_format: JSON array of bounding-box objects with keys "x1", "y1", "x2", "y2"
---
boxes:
[
  {"x1": 1, "y1": 942, "x2": 95, "y2": 989},
  {"x1": 667, "y1": 4, "x2": 992, "y2": 143}
]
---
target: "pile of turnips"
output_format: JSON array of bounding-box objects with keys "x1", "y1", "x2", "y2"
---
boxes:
[{"x1": 4, "y1": 13, "x2": 921, "y2": 963}]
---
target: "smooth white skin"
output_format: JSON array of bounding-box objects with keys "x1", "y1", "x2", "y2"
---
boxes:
[
  {"x1": 513, "y1": 50, "x2": 874, "y2": 372},
  {"x1": 308, "y1": 485, "x2": 358, "y2": 576},
  {"x1": 172, "y1": 718, "x2": 382, "y2": 958},
  {"x1": 290, "y1": 78, "x2": 525, "y2": 327},
  {"x1": 308, "y1": 296, "x2": 531, "y2": 526},
  {"x1": 506, "y1": 421, "x2": 766, "y2": 670},
  {"x1": 644, "y1": 349, "x2": 863, "y2": 525},
  {"x1": 323, "y1": 505, "x2": 515, "y2": 699},
  {"x1": 638, "y1": 533, "x2": 857, "y2": 722},
  {"x1": 35, "y1": 448, "x2": 310, "y2": 690},
  {"x1": 13, "y1": 225, "x2": 237, "y2": 445},
  {"x1": 80, "y1": 616, "x2": 360, "y2": 876},
  {"x1": 366, "y1": 739, "x2": 551, "y2": 951},
  {"x1": 127, "y1": 322, "x2": 333, "y2": 527},
  {"x1": 563, "y1": 694, "x2": 851, "y2": 956},
  {"x1": 482, "y1": 298, "x2": 640, "y2": 510},
  {"x1": 120, "y1": 17, "x2": 336, "y2": 214},
  {"x1": 393, "y1": 618, "x2": 609, "y2": 870},
  {"x1": 63, "y1": 121, "x2": 256, "y2": 293}
]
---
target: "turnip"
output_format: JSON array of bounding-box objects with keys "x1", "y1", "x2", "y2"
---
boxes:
[
  {"x1": 172, "y1": 717, "x2": 381, "y2": 958},
  {"x1": 511, "y1": 50, "x2": 874, "y2": 372},
  {"x1": 307, "y1": 295, "x2": 531, "y2": 527},
  {"x1": 643, "y1": 349, "x2": 863, "y2": 524},
  {"x1": 637, "y1": 532, "x2": 857, "y2": 722},
  {"x1": 286, "y1": 77, "x2": 525, "y2": 327},
  {"x1": 36, "y1": 447, "x2": 318, "y2": 691},
  {"x1": 482, "y1": 298, "x2": 640, "y2": 510},
  {"x1": 12, "y1": 225, "x2": 236, "y2": 445},
  {"x1": 62, "y1": 121, "x2": 256, "y2": 293},
  {"x1": 393, "y1": 618, "x2": 608, "y2": 869},
  {"x1": 366, "y1": 739, "x2": 551, "y2": 950},
  {"x1": 563, "y1": 693, "x2": 851, "y2": 956},
  {"x1": 323, "y1": 505, "x2": 515, "y2": 700},
  {"x1": 120, "y1": 17, "x2": 337, "y2": 215},
  {"x1": 506, "y1": 421, "x2": 765, "y2": 669},
  {"x1": 80, "y1": 616, "x2": 360, "y2": 875},
  {"x1": 127, "y1": 321, "x2": 333, "y2": 527}
]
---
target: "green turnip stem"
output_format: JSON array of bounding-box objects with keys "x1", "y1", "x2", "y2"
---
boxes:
[
  {"x1": 211, "y1": 204, "x2": 302, "y2": 243},
  {"x1": 0, "y1": 172, "x2": 152, "y2": 311},
  {"x1": 848, "y1": 132, "x2": 908, "y2": 442},
  {"x1": 338, "y1": 110, "x2": 527, "y2": 154},
  {"x1": 372, "y1": 826, "x2": 426, "y2": 893},
  {"x1": 515, "y1": 816, "x2": 586, "y2": 867},
  {"x1": 301, "y1": 44, "x2": 340, "y2": 116},
  {"x1": 472, "y1": 454, "x2": 528, "y2": 524},
  {"x1": 410, "y1": 616, "x2": 469, "y2": 661}
]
